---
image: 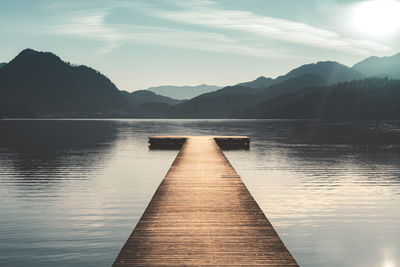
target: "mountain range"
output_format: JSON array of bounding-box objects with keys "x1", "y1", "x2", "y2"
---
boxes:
[
  {"x1": 234, "y1": 61, "x2": 363, "y2": 89},
  {"x1": 1, "y1": 48, "x2": 399, "y2": 119},
  {"x1": 128, "y1": 90, "x2": 183, "y2": 106},
  {"x1": 167, "y1": 61, "x2": 362, "y2": 117},
  {"x1": 0, "y1": 49, "x2": 181, "y2": 117},
  {"x1": 147, "y1": 84, "x2": 222, "y2": 100},
  {"x1": 244, "y1": 78, "x2": 400, "y2": 120}
]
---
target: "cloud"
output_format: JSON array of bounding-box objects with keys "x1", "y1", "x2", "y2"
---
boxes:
[
  {"x1": 48, "y1": 9, "x2": 123, "y2": 54},
  {"x1": 128, "y1": 25, "x2": 298, "y2": 58},
  {"x1": 153, "y1": 2, "x2": 391, "y2": 55},
  {"x1": 47, "y1": 5, "x2": 294, "y2": 58},
  {"x1": 45, "y1": 0, "x2": 391, "y2": 57}
]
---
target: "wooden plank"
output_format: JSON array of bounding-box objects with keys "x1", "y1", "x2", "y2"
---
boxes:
[{"x1": 113, "y1": 136, "x2": 298, "y2": 266}]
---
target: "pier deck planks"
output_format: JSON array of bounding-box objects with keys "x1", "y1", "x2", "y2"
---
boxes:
[{"x1": 113, "y1": 136, "x2": 298, "y2": 266}]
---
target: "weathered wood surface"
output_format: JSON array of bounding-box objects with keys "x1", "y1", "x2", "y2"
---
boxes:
[{"x1": 113, "y1": 136, "x2": 298, "y2": 266}]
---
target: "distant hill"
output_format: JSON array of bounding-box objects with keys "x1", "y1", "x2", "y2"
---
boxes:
[
  {"x1": 0, "y1": 49, "x2": 183, "y2": 118},
  {"x1": 126, "y1": 90, "x2": 184, "y2": 117},
  {"x1": 353, "y1": 52, "x2": 400, "y2": 79},
  {"x1": 0, "y1": 63, "x2": 6, "y2": 68},
  {"x1": 167, "y1": 85, "x2": 260, "y2": 118},
  {"x1": 274, "y1": 61, "x2": 364, "y2": 85},
  {"x1": 147, "y1": 84, "x2": 222, "y2": 100},
  {"x1": 235, "y1": 61, "x2": 363, "y2": 90},
  {"x1": 244, "y1": 78, "x2": 400, "y2": 119},
  {"x1": 237, "y1": 76, "x2": 275, "y2": 88},
  {"x1": 259, "y1": 73, "x2": 327, "y2": 99},
  {"x1": 167, "y1": 74, "x2": 327, "y2": 118},
  {"x1": 128, "y1": 90, "x2": 184, "y2": 106}
]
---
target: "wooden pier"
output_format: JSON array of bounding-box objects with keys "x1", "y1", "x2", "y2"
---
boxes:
[{"x1": 113, "y1": 136, "x2": 298, "y2": 266}]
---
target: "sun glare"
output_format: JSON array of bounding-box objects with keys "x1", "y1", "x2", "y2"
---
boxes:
[
  {"x1": 383, "y1": 260, "x2": 395, "y2": 267},
  {"x1": 352, "y1": 0, "x2": 400, "y2": 37}
]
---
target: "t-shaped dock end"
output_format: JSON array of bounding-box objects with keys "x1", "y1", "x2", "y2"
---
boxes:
[{"x1": 148, "y1": 136, "x2": 250, "y2": 150}]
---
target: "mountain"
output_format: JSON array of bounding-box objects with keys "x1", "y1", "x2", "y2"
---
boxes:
[
  {"x1": 235, "y1": 61, "x2": 363, "y2": 91},
  {"x1": 147, "y1": 84, "x2": 222, "y2": 100},
  {"x1": 274, "y1": 61, "x2": 364, "y2": 85},
  {"x1": 166, "y1": 61, "x2": 364, "y2": 118},
  {"x1": 0, "y1": 49, "x2": 186, "y2": 118},
  {"x1": 244, "y1": 78, "x2": 400, "y2": 119},
  {"x1": 0, "y1": 63, "x2": 6, "y2": 68},
  {"x1": 167, "y1": 74, "x2": 327, "y2": 118},
  {"x1": 259, "y1": 73, "x2": 327, "y2": 99},
  {"x1": 237, "y1": 76, "x2": 275, "y2": 88},
  {"x1": 167, "y1": 85, "x2": 260, "y2": 118},
  {"x1": 167, "y1": 61, "x2": 349, "y2": 118},
  {"x1": 0, "y1": 49, "x2": 135, "y2": 118},
  {"x1": 128, "y1": 90, "x2": 184, "y2": 106},
  {"x1": 353, "y1": 52, "x2": 400, "y2": 79},
  {"x1": 126, "y1": 90, "x2": 184, "y2": 117},
  {"x1": 2, "y1": 49, "x2": 394, "y2": 119}
]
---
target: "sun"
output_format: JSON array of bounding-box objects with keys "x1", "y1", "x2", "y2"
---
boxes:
[{"x1": 351, "y1": 0, "x2": 400, "y2": 37}]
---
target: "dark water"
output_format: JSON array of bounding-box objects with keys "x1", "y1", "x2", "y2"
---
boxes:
[{"x1": 1, "y1": 119, "x2": 400, "y2": 267}]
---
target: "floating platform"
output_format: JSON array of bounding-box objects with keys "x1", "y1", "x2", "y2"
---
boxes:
[
  {"x1": 113, "y1": 136, "x2": 297, "y2": 266},
  {"x1": 148, "y1": 136, "x2": 250, "y2": 150}
]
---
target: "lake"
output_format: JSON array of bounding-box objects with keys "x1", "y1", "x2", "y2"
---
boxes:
[{"x1": 1, "y1": 119, "x2": 400, "y2": 266}]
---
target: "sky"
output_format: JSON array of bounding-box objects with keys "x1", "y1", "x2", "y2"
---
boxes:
[{"x1": 1, "y1": 0, "x2": 400, "y2": 91}]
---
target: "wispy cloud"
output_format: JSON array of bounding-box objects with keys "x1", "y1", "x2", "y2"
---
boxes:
[
  {"x1": 48, "y1": 9, "x2": 123, "y2": 54},
  {"x1": 125, "y1": 26, "x2": 295, "y2": 58},
  {"x1": 153, "y1": 1, "x2": 391, "y2": 55},
  {"x1": 47, "y1": 5, "x2": 294, "y2": 58},
  {"x1": 44, "y1": 0, "x2": 391, "y2": 56}
]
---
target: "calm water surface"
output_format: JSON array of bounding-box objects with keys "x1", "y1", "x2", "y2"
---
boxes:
[{"x1": 1, "y1": 119, "x2": 400, "y2": 266}]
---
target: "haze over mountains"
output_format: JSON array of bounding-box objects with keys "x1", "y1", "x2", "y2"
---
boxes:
[
  {"x1": 353, "y1": 53, "x2": 400, "y2": 79},
  {"x1": 244, "y1": 78, "x2": 400, "y2": 119},
  {"x1": 235, "y1": 61, "x2": 363, "y2": 89},
  {"x1": 128, "y1": 90, "x2": 183, "y2": 106},
  {"x1": 237, "y1": 76, "x2": 275, "y2": 89},
  {"x1": 147, "y1": 85, "x2": 222, "y2": 100},
  {"x1": 0, "y1": 48, "x2": 399, "y2": 119},
  {"x1": 167, "y1": 61, "x2": 363, "y2": 117}
]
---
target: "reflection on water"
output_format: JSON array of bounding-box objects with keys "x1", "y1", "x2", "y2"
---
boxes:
[
  {"x1": 0, "y1": 120, "x2": 117, "y2": 189},
  {"x1": 1, "y1": 119, "x2": 400, "y2": 266}
]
